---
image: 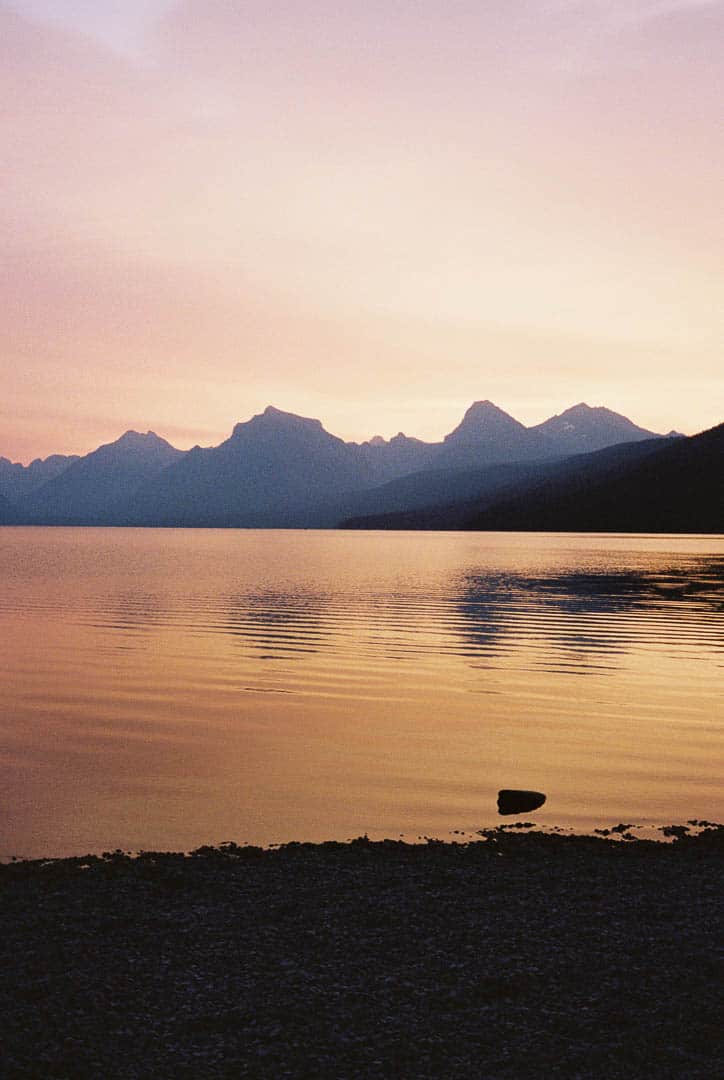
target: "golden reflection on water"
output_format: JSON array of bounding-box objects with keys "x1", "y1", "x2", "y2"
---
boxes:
[{"x1": 1, "y1": 528, "x2": 722, "y2": 857}]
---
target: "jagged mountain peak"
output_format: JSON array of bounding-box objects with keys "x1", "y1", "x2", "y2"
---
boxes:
[
  {"x1": 2, "y1": 400, "x2": 684, "y2": 527},
  {"x1": 232, "y1": 406, "x2": 324, "y2": 438},
  {"x1": 560, "y1": 403, "x2": 626, "y2": 421},
  {"x1": 94, "y1": 430, "x2": 180, "y2": 459},
  {"x1": 262, "y1": 405, "x2": 320, "y2": 426},
  {"x1": 461, "y1": 400, "x2": 522, "y2": 423},
  {"x1": 14, "y1": 426, "x2": 182, "y2": 523},
  {"x1": 116, "y1": 429, "x2": 165, "y2": 445},
  {"x1": 530, "y1": 403, "x2": 657, "y2": 453},
  {"x1": 445, "y1": 400, "x2": 527, "y2": 445},
  {"x1": 262, "y1": 405, "x2": 298, "y2": 420},
  {"x1": 466, "y1": 399, "x2": 505, "y2": 415},
  {"x1": 560, "y1": 401, "x2": 646, "y2": 420},
  {"x1": 363, "y1": 432, "x2": 417, "y2": 448}
]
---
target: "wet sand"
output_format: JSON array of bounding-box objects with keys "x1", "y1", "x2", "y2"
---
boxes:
[{"x1": 1, "y1": 827, "x2": 722, "y2": 1078}]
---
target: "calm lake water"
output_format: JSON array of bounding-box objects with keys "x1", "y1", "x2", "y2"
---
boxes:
[{"x1": 1, "y1": 528, "x2": 722, "y2": 857}]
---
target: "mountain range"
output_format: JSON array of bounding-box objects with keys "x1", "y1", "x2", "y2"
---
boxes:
[
  {"x1": 0, "y1": 452, "x2": 79, "y2": 504},
  {"x1": 0, "y1": 401, "x2": 717, "y2": 532},
  {"x1": 343, "y1": 426, "x2": 724, "y2": 534}
]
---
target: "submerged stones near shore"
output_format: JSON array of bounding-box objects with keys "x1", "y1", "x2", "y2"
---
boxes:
[{"x1": 498, "y1": 789, "x2": 547, "y2": 815}]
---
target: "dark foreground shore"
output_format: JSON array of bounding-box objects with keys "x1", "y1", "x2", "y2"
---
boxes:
[{"x1": 2, "y1": 827, "x2": 722, "y2": 1079}]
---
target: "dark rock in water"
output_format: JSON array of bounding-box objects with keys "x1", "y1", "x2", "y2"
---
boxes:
[{"x1": 497, "y1": 789, "x2": 546, "y2": 816}]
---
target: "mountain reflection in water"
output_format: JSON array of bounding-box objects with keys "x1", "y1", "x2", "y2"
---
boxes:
[
  {"x1": 85, "y1": 558, "x2": 723, "y2": 673},
  {"x1": 456, "y1": 562, "x2": 723, "y2": 668}
]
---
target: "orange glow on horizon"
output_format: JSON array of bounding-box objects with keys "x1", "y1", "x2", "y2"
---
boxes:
[{"x1": 2, "y1": 1, "x2": 722, "y2": 463}]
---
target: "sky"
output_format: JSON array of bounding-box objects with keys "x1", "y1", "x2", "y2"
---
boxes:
[{"x1": 2, "y1": 0, "x2": 722, "y2": 462}]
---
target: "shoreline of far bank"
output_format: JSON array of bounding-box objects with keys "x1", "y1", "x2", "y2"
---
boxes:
[{"x1": 2, "y1": 827, "x2": 722, "y2": 1078}]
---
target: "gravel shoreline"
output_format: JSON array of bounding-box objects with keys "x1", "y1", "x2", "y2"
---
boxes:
[{"x1": 2, "y1": 827, "x2": 722, "y2": 1079}]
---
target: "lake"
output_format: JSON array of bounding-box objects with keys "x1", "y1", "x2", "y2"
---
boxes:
[{"x1": 1, "y1": 528, "x2": 722, "y2": 857}]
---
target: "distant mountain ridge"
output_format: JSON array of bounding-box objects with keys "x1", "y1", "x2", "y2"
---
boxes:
[
  {"x1": 353, "y1": 400, "x2": 661, "y2": 479},
  {"x1": 465, "y1": 422, "x2": 724, "y2": 534},
  {"x1": 528, "y1": 402, "x2": 659, "y2": 455},
  {"x1": 354, "y1": 432, "x2": 436, "y2": 484},
  {"x1": 434, "y1": 401, "x2": 535, "y2": 468},
  {"x1": 0, "y1": 452, "x2": 80, "y2": 504},
  {"x1": 343, "y1": 426, "x2": 723, "y2": 535},
  {"x1": 0, "y1": 400, "x2": 692, "y2": 529},
  {"x1": 125, "y1": 406, "x2": 374, "y2": 527},
  {"x1": 18, "y1": 431, "x2": 182, "y2": 524}
]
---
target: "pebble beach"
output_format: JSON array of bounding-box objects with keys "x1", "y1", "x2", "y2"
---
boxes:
[{"x1": 1, "y1": 826, "x2": 722, "y2": 1079}]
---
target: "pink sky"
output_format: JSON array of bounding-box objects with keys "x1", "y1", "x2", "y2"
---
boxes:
[{"x1": 2, "y1": 1, "x2": 722, "y2": 462}]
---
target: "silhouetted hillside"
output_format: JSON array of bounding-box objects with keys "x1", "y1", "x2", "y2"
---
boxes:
[
  {"x1": 125, "y1": 407, "x2": 375, "y2": 527},
  {"x1": 325, "y1": 462, "x2": 554, "y2": 527},
  {"x1": 0, "y1": 401, "x2": 677, "y2": 528},
  {"x1": 19, "y1": 431, "x2": 182, "y2": 524},
  {"x1": 340, "y1": 463, "x2": 557, "y2": 529},
  {"x1": 341, "y1": 438, "x2": 676, "y2": 530},
  {"x1": 353, "y1": 433, "x2": 436, "y2": 483},
  {"x1": 528, "y1": 403, "x2": 658, "y2": 456},
  {"x1": 0, "y1": 453, "x2": 79, "y2": 504},
  {"x1": 465, "y1": 423, "x2": 724, "y2": 534},
  {"x1": 432, "y1": 401, "x2": 540, "y2": 469},
  {"x1": 0, "y1": 491, "x2": 20, "y2": 525},
  {"x1": 348, "y1": 400, "x2": 662, "y2": 480}
]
